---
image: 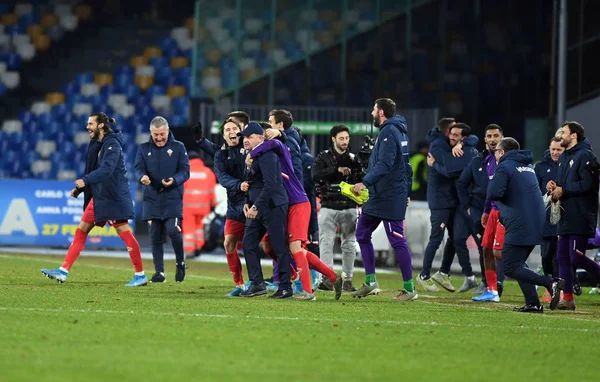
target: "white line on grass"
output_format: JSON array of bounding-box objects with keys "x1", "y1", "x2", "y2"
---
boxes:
[{"x1": 0, "y1": 306, "x2": 598, "y2": 333}]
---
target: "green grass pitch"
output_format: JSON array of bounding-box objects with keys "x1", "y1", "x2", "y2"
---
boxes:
[{"x1": 1, "y1": 252, "x2": 599, "y2": 382}]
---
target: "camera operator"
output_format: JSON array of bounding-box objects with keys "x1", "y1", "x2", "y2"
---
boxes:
[{"x1": 313, "y1": 125, "x2": 362, "y2": 292}]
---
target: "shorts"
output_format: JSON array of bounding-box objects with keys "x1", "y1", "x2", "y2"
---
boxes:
[
  {"x1": 261, "y1": 201, "x2": 310, "y2": 244},
  {"x1": 481, "y1": 209, "x2": 505, "y2": 250},
  {"x1": 224, "y1": 218, "x2": 245, "y2": 238},
  {"x1": 81, "y1": 198, "x2": 128, "y2": 228}
]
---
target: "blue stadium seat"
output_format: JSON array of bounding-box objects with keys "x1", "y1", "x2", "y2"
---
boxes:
[
  {"x1": 45, "y1": 121, "x2": 60, "y2": 137},
  {"x1": 94, "y1": 104, "x2": 113, "y2": 115},
  {"x1": 146, "y1": 84, "x2": 166, "y2": 97},
  {"x1": 22, "y1": 151, "x2": 40, "y2": 167},
  {"x1": 5, "y1": 24, "x2": 24, "y2": 36},
  {"x1": 52, "y1": 131, "x2": 70, "y2": 145},
  {"x1": 22, "y1": 120, "x2": 38, "y2": 135},
  {"x1": 149, "y1": 56, "x2": 168, "y2": 70},
  {"x1": 38, "y1": 171, "x2": 54, "y2": 180},
  {"x1": 0, "y1": 82, "x2": 6, "y2": 97},
  {"x1": 65, "y1": 121, "x2": 80, "y2": 137},
  {"x1": 74, "y1": 73, "x2": 94, "y2": 86},
  {"x1": 9, "y1": 161, "x2": 26, "y2": 178},
  {"x1": 100, "y1": 84, "x2": 117, "y2": 98},
  {"x1": 71, "y1": 151, "x2": 85, "y2": 164},
  {"x1": 115, "y1": 65, "x2": 134, "y2": 77},
  {"x1": 49, "y1": 151, "x2": 63, "y2": 166},
  {"x1": 172, "y1": 96, "x2": 188, "y2": 115},
  {"x1": 2, "y1": 150, "x2": 18, "y2": 166},
  {"x1": 114, "y1": 73, "x2": 134, "y2": 91},
  {"x1": 19, "y1": 13, "x2": 39, "y2": 30},
  {"x1": 123, "y1": 84, "x2": 140, "y2": 101},
  {"x1": 37, "y1": 112, "x2": 53, "y2": 125},
  {"x1": 176, "y1": 67, "x2": 191, "y2": 84},
  {"x1": 0, "y1": 131, "x2": 6, "y2": 146},
  {"x1": 19, "y1": 139, "x2": 31, "y2": 153},
  {"x1": 58, "y1": 112, "x2": 77, "y2": 125},
  {"x1": 86, "y1": 94, "x2": 105, "y2": 108},
  {"x1": 158, "y1": 38, "x2": 177, "y2": 53},
  {"x1": 137, "y1": 105, "x2": 155, "y2": 120},
  {"x1": 29, "y1": 131, "x2": 45, "y2": 146},
  {"x1": 66, "y1": 93, "x2": 86, "y2": 107},
  {"x1": 51, "y1": 103, "x2": 69, "y2": 118},
  {"x1": 5, "y1": 52, "x2": 22, "y2": 71},
  {"x1": 8, "y1": 131, "x2": 24, "y2": 146},
  {"x1": 170, "y1": 115, "x2": 187, "y2": 127},
  {"x1": 155, "y1": 66, "x2": 173, "y2": 85},
  {"x1": 61, "y1": 82, "x2": 80, "y2": 99},
  {"x1": 76, "y1": 161, "x2": 86, "y2": 175},
  {"x1": 18, "y1": 110, "x2": 35, "y2": 124}
]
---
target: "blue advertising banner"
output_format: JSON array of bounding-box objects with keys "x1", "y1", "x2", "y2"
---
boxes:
[{"x1": 0, "y1": 179, "x2": 136, "y2": 247}]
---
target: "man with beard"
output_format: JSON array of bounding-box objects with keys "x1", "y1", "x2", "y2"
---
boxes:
[
  {"x1": 534, "y1": 136, "x2": 565, "y2": 302},
  {"x1": 473, "y1": 124, "x2": 506, "y2": 302},
  {"x1": 194, "y1": 111, "x2": 250, "y2": 157},
  {"x1": 547, "y1": 121, "x2": 600, "y2": 310},
  {"x1": 425, "y1": 123, "x2": 479, "y2": 292},
  {"x1": 41, "y1": 113, "x2": 147, "y2": 286},
  {"x1": 456, "y1": 132, "x2": 505, "y2": 295},
  {"x1": 312, "y1": 124, "x2": 362, "y2": 292},
  {"x1": 350, "y1": 98, "x2": 416, "y2": 301},
  {"x1": 135, "y1": 116, "x2": 190, "y2": 283}
]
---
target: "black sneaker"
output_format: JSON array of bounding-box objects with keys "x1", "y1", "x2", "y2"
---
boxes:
[
  {"x1": 574, "y1": 281, "x2": 582, "y2": 296},
  {"x1": 513, "y1": 304, "x2": 544, "y2": 314},
  {"x1": 549, "y1": 278, "x2": 565, "y2": 310},
  {"x1": 175, "y1": 262, "x2": 186, "y2": 282},
  {"x1": 241, "y1": 283, "x2": 267, "y2": 297},
  {"x1": 317, "y1": 278, "x2": 334, "y2": 291},
  {"x1": 268, "y1": 288, "x2": 293, "y2": 299},
  {"x1": 497, "y1": 281, "x2": 504, "y2": 297},
  {"x1": 342, "y1": 279, "x2": 357, "y2": 292},
  {"x1": 150, "y1": 272, "x2": 166, "y2": 283}
]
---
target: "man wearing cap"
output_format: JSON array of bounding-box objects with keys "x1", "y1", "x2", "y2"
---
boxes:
[{"x1": 238, "y1": 122, "x2": 292, "y2": 298}]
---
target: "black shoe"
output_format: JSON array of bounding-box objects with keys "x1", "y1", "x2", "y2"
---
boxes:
[
  {"x1": 574, "y1": 282, "x2": 582, "y2": 296},
  {"x1": 264, "y1": 277, "x2": 274, "y2": 283},
  {"x1": 342, "y1": 279, "x2": 357, "y2": 292},
  {"x1": 549, "y1": 278, "x2": 565, "y2": 310},
  {"x1": 241, "y1": 283, "x2": 267, "y2": 297},
  {"x1": 150, "y1": 272, "x2": 166, "y2": 283},
  {"x1": 497, "y1": 281, "x2": 504, "y2": 297},
  {"x1": 317, "y1": 278, "x2": 334, "y2": 291},
  {"x1": 268, "y1": 288, "x2": 293, "y2": 299},
  {"x1": 175, "y1": 262, "x2": 186, "y2": 282},
  {"x1": 513, "y1": 304, "x2": 544, "y2": 314}
]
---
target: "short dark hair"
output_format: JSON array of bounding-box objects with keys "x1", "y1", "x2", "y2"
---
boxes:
[
  {"x1": 374, "y1": 98, "x2": 396, "y2": 118},
  {"x1": 452, "y1": 122, "x2": 471, "y2": 137},
  {"x1": 437, "y1": 117, "x2": 455, "y2": 133},
  {"x1": 498, "y1": 137, "x2": 520, "y2": 152},
  {"x1": 90, "y1": 112, "x2": 115, "y2": 134},
  {"x1": 330, "y1": 125, "x2": 350, "y2": 138},
  {"x1": 228, "y1": 111, "x2": 249, "y2": 126},
  {"x1": 485, "y1": 124, "x2": 503, "y2": 135},
  {"x1": 219, "y1": 118, "x2": 241, "y2": 135},
  {"x1": 269, "y1": 109, "x2": 293, "y2": 129},
  {"x1": 550, "y1": 136, "x2": 562, "y2": 144},
  {"x1": 562, "y1": 121, "x2": 585, "y2": 142}
]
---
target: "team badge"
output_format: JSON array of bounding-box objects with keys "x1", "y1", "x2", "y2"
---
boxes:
[
  {"x1": 167, "y1": 149, "x2": 173, "y2": 157},
  {"x1": 569, "y1": 159, "x2": 574, "y2": 168}
]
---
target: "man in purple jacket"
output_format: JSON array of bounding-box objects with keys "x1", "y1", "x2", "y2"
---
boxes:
[{"x1": 249, "y1": 123, "x2": 343, "y2": 301}]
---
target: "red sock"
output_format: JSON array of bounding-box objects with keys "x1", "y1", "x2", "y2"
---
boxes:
[
  {"x1": 485, "y1": 270, "x2": 498, "y2": 292},
  {"x1": 563, "y1": 292, "x2": 574, "y2": 301},
  {"x1": 264, "y1": 247, "x2": 275, "y2": 260},
  {"x1": 292, "y1": 251, "x2": 312, "y2": 293},
  {"x1": 305, "y1": 250, "x2": 336, "y2": 282},
  {"x1": 61, "y1": 228, "x2": 88, "y2": 270},
  {"x1": 226, "y1": 252, "x2": 244, "y2": 285},
  {"x1": 119, "y1": 230, "x2": 143, "y2": 273}
]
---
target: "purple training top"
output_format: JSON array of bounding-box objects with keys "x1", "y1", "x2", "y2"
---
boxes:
[
  {"x1": 484, "y1": 151, "x2": 498, "y2": 213},
  {"x1": 250, "y1": 139, "x2": 308, "y2": 206}
]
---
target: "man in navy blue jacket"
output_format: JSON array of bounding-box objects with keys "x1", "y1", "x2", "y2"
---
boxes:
[
  {"x1": 424, "y1": 122, "x2": 479, "y2": 293},
  {"x1": 488, "y1": 137, "x2": 563, "y2": 313},
  {"x1": 135, "y1": 116, "x2": 190, "y2": 283},
  {"x1": 534, "y1": 137, "x2": 564, "y2": 281},
  {"x1": 548, "y1": 122, "x2": 600, "y2": 310},
  {"x1": 213, "y1": 118, "x2": 252, "y2": 296},
  {"x1": 41, "y1": 113, "x2": 147, "y2": 287},
  {"x1": 267, "y1": 109, "x2": 304, "y2": 185},
  {"x1": 417, "y1": 119, "x2": 477, "y2": 292},
  {"x1": 238, "y1": 123, "x2": 292, "y2": 299},
  {"x1": 350, "y1": 98, "x2": 416, "y2": 301}
]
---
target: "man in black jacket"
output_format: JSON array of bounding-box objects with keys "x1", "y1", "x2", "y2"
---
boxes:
[
  {"x1": 548, "y1": 121, "x2": 600, "y2": 310},
  {"x1": 312, "y1": 125, "x2": 362, "y2": 292}
]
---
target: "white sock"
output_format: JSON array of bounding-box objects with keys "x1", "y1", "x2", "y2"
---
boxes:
[
  {"x1": 468, "y1": 275, "x2": 476, "y2": 281},
  {"x1": 135, "y1": 271, "x2": 145, "y2": 276},
  {"x1": 59, "y1": 267, "x2": 68, "y2": 273}
]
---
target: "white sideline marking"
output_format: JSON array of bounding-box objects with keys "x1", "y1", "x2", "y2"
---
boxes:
[{"x1": 0, "y1": 306, "x2": 598, "y2": 333}]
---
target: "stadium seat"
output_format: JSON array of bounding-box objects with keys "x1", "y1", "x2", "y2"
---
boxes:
[
  {"x1": 116, "y1": 104, "x2": 136, "y2": 118},
  {"x1": 26, "y1": 24, "x2": 43, "y2": 39},
  {"x1": 18, "y1": 111, "x2": 35, "y2": 124},
  {"x1": 170, "y1": 115, "x2": 187, "y2": 127},
  {"x1": 35, "y1": 140, "x2": 57, "y2": 158},
  {"x1": 59, "y1": 15, "x2": 78, "y2": 32},
  {"x1": 2, "y1": 71, "x2": 20, "y2": 89},
  {"x1": 114, "y1": 73, "x2": 133, "y2": 91},
  {"x1": 2, "y1": 119, "x2": 23, "y2": 134},
  {"x1": 151, "y1": 95, "x2": 171, "y2": 111},
  {"x1": 74, "y1": 73, "x2": 94, "y2": 86},
  {"x1": 144, "y1": 46, "x2": 162, "y2": 60},
  {"x1": 167, "y1": 85, "x2": 186, "y2": 98},
  {"x1": 94, "y1": 73, "x2": 113, "y2": 87},
  {"x1": 31, "y1": 101, "x2": 51, "y2": 115},
  {"x1": 57, "y1": 169, "x2": 77, "y2": 180},
  {"x1": 135, "y1": 75, "x2": 153, "y2": 91},
  {"x1": 129, "y1": 55, "x2": 148, "y2": 68},
  {"x1": 51, "y1": 103, "x2": 69, "y2": 118},
  {"x1": 122, "y1": 84, "x2": 140, "y2": 101},
  {"x1": 146, "y1": 84, "x2": 165, "y2": 97},
  {"x1": 16, "y1": 42, "x2": 36, "y2": 60},
  {"x1": 4, "y1": 52, "x2": 22, "y2": 70},
  {"x1": 74, "y1": 131, "x2": 90, "y2": 147},
  {"x1": 170, "y1": 56, "x2": 189, "y2": 69},
  {"x1": 1, "y1": 14, "x2": 19, "y2": 26},
  {"x1": 107, "y1": 94, "x2": 127, "y2": 110},
  {"x1": 86, "y1": 94, "x2": 104, "y2": 107},
  {"x1": 75, "y1": 4, "x2": 93, "y2": 21},
  {"x1": 45, "y1": 92, "x2": 66, "y2": 105},
  {"x1": 31, "y1": 159, "x2": 52, "y2": 174},
  {"x1": 135, "y1": 65, "x2": 155, "y2": 77},
  {"x1": 46, "y1": 24, "x2": 65, "y2": 41}
]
